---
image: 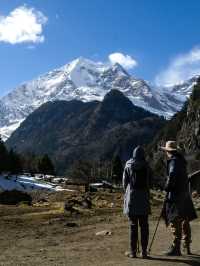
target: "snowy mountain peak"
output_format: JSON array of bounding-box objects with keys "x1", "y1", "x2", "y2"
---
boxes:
[
  {"x1": 63, "y1": 57, "x2": 108, "y2": 72},
  {"x1": 0, "y1": 57, "x2": 199, "y2": 140},
  {"x1": 62, "y1": 57, "x2": 108, "y2": 88}
]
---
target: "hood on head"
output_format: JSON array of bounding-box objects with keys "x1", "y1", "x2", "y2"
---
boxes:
[
  {"x1": 133, "y1": 146, "x2": 145, "y2": 161},
  {"x1": 132, "y1": 146, "x2": 146, "y2": 169}
]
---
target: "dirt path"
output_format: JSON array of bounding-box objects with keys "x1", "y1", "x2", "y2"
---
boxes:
[{"x1": 0, "y1": 210, "x2": 199, "y2": 266}]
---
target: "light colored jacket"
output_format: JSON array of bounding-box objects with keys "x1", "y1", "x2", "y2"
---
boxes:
[{"x1": 123, "y1": 146, "x2": 151, "y2": 218}]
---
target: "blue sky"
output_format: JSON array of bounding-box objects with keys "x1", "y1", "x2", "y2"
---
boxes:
[{"x1": 1, "y1": 0, "x2": 200, "y2": 96}]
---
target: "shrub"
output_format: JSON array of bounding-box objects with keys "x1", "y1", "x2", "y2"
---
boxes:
[{"x1": 0, "y1": 190, "x2": 32, "y2": 205}]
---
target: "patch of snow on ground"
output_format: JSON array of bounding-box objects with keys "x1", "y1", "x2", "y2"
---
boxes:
[{"x1": 0, "y1": 175, "x2": 74, "y2": 192}]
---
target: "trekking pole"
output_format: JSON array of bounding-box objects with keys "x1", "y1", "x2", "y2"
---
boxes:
[
  {"x1": 148, "y1": 211, "x2": 162, "y2": 253},
  {"x1": 137, "y1": 239, "x2": 140, "y2": 253}
]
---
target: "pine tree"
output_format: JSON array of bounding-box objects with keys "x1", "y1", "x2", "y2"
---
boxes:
[
  {"x1": 112, "y1": 155, "x2": 123, "y2": 184},
  {"x1": 68, "y1": 160, "x2": 92, "y2": 192},
  {"x1": 191, "y1": 77, "x2": 200, "y2": 102},
  {"x1": 21, "y1": 153, "x2": 38, "y2": 174},
  {"x1": 0, "y1": 137, "x2": 9, "y2": 173},
  {"x1": 8, "y1": 149, "x2": 22, "y2": 174},
  {"x1": 38, "y1": 154, "x2": 55, "y2": 175},
  {"x1": 68, "y1": 160, "x2": 91, "y2": 180}
]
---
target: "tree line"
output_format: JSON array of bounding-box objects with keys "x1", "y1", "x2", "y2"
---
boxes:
[
  {"x1": 0, "y1": 137, "x2": 124, "y2": 183},
  {"x1": 0, "y1": 138, "x2": 55, "y2": 175},
  {"x1": 67, "y1": 155, "x2": 124, "y2": 184}
]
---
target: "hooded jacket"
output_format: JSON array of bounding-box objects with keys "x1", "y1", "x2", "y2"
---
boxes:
[{"x1": 123, "y1": 146, "x2": 151, "y2": 218}]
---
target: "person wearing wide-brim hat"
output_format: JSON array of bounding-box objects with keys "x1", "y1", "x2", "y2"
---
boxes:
[
  {"x1": 161, "y1": 141, "x2": 197, "y2": 256},
  {"x1": 161, "y1": 140, "x2": 181, "y2": 152}
]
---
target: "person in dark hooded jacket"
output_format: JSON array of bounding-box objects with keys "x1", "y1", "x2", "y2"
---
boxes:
[
  {"x1": 123, "y1": 146, "x2": 152, "y2": 259},
  {"x1": 161, "y1": 141, "x2": 197, "y2": 256}
]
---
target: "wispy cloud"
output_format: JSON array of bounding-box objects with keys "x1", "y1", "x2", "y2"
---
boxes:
[
  {"x1": 108, "y1": 52, "x2": 138, "y2": 70},
  {"x1": 155, "y1": 47, "x2": 200, "y2": 86},
  {"x1": 0, "y1": 5, "x2": 47, "y2": 44}
]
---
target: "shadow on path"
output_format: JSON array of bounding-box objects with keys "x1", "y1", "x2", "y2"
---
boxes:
[{"x1": 148, "y1": 254, "x2": 200, "y2": 266}]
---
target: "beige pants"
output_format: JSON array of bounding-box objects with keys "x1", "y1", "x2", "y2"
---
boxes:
[{"x1": 170, "y1": 217, "x2": 191, "y2": 246}]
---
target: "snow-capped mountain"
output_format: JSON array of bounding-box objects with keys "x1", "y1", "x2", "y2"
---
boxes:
[
  {"x1": 162, "y1": 76, "x2": 198, "y2": 103},
  {"x1": 0, "y1": 57, "x2": 198, "y2": 140}
]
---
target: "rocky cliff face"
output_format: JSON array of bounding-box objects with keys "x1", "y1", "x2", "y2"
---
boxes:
[
  {"x1": 148, "y1": 79, "x2": 200, "y2": 186},
  {"x1": 178, "y1": 88, "x2": 200, "y2": 154}
]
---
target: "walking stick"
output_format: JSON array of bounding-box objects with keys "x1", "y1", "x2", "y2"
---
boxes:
[
  {"x1": 148, "y1": 195, "x2": 167, "y2": 254},
  {"x1": 137, "y1": 239, "x2": 140, "y2": 253},
  {"x1": 148, "y1": 211, "x2": 163, "y2": 253}
]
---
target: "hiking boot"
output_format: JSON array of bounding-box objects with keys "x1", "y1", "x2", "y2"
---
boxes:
[
  {"x1": 182, "y1": 244, "x2": 192, "y2": 255},
  {"x1": 125, "y1": 251, "x2": 137, "y2": 258},
  {"x1": 164, "y1": 245, "x2": 182, "y2": 256},
  {"x1": 141, "y1": 251, "x2": 149, "y2": 259}
]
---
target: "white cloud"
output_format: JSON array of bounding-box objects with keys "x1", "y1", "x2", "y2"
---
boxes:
[
  {"x1": 0, "y1": 5, "x2": 47, "y2": 44},
  {"x1": 108, "y1": 52, "x2": 138, "y2": 70},
  {"x1": 155, "y1": 47, "x2": 200, "y2": 86}
]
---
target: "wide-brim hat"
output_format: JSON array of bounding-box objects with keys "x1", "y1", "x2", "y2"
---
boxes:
[{"x1": 161, "y1": 141, "x2": 179, "y2": 152}]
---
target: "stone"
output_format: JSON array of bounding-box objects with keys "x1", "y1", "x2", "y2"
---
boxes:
[{"x1": 95, "y1": 230, "x2": 112, "y2": 236}]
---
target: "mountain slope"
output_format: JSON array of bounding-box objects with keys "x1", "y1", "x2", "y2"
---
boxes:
[
  {"x1": 147, "y1": 78, "x2": 200, "y2": 186},
  {"x1": 1, "y1": 57, "x2": 194, "y2": 140},
  {"x1": 6, "y1": 90, "x2": 165, "y2": 174}
]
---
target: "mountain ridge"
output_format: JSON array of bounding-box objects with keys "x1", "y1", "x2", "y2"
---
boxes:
[
  {"x1": 6, "y1": 89, "x2": 165, "y2": 174},
  {"x1": 147, "y1": 78, "x2": 200, "y2": 187},
  {"x1": 0, "y1": 57, "x2": 198, "y2": 140}
]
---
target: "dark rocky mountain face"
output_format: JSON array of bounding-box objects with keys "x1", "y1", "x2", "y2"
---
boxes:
[
  {"x1": 6, "y1": 90, "x2": 165, "y2": 174},
  {"x1": 148, "y1": 79, "x2": 200, "y2": 186}
]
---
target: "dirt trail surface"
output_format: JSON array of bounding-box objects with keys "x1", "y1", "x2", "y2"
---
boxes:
[{"x1": 0, "y1": 192, "x2": 199, "y2": 266}]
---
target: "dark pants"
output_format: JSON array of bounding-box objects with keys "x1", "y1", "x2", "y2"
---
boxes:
[{"x1": 129, "y1": 215, "x2": 149, "y2": 253}]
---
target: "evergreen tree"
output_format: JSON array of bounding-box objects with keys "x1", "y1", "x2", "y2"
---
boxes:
[
  {"x1": 191, "y1": 77, "x2": 200, "y2": 102},
  {"x1": 68, "y1": 160, "x2": 92, "y2": 192},
  {"x1": 21, "y1": 153, "x2": 38, "y2": 174},
  {"x1": 38, "y1": 154, "x2": 55, "y2": 175},
  {"x1": 68, "y1": 160, "x2": 91, "y2": 180},
  {"x1": 112, "y1": 155, "x2": 123, "y2": 184},
  {"x1": 0, "y1": 137, "x2": 9, "y2": 173},
  {"x1": 8, "y1": 149, "x2": 22, "y2": 174}
]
